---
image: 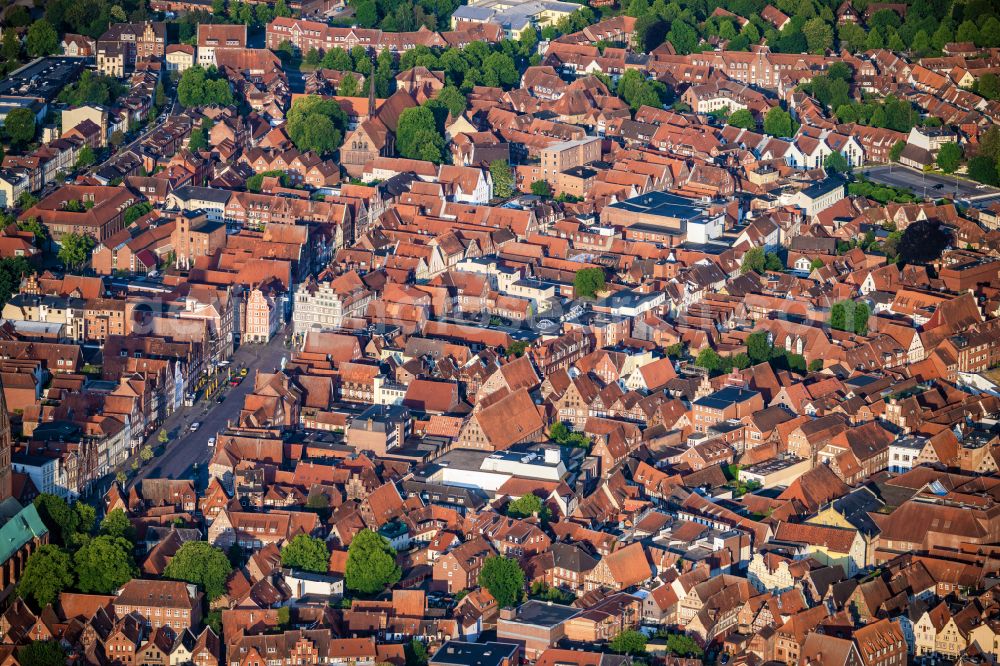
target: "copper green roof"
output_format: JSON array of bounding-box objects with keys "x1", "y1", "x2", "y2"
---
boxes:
[{"x1": 0, "y1": 503, "x2": 48, "y2": 563}]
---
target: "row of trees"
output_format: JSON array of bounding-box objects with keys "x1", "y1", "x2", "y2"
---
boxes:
[
  {"x1": 44, "y1": 0, "x2": 148, "y2": 39},
  {"x1": 627, "y1": 0, "x2": 1000, "y2": 63},
  {"x1": 314, "y1": 36, "x2": 530, "y2": 97},
  {"x1": 348, "y1": 0, "x2": 462, "y2": 32}
]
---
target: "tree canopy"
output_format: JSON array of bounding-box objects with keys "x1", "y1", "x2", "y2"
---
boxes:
[
  {"x1": 57, "y1": 233, "x2": 96, "y2": 272},
  {"x1": 17, "y1": 641, "x2": 67, "y2": 666},
  {"x1": 5, "y1": 108, "x2": 36, "y2": 146},
  {"x1": 286, "y1": 96, "x2": 349, "y2": 156},
  {"x1": 727, "y1": 108, "x2": 756, "y2": 130},
  {"x1": 163, "y1": 541, "x2": 233, "y2": 600},
  {"x1": 18, "y1": 545, "x2": 74, "y2": 610},
  {"x1": 936, "y1": 142, "x2": 962, "y2": 173},
  {"x1": 99, "y1": 508, "x2": 135, "y2": 541},
  {"x1": 609, "y1": 630, "x2": 647, "y2": 655},
  {"x1": 177, "y1": 66, "x2": 234, "y2": 108},
  {"x1": 26, "y1": 20, "x2": 59, "y2": 58},
  {"x1": 281, "y1": 534, "x2": 331, "y2": 574},
  {"x1": 478, "y1": 555, "x2": 524, "y2": 607},
  {"x1": 345, "y1": 528, "x2": 401, "y2": 594},
  {"x1": 506, "y1": 494, "x2": 549, "y2": 521},
  {"x1": 396, "y1": 105, "x2": 446, "y2": 164},
  {"x1": 74, "y1": 535, "x2": 137, "y2": 594},
  {"x1": 574, "y1": 267, "x2": 605, "y2": 299},
  {"x1": 490, "y1": 160, "x2": 515, "y2": 199}
]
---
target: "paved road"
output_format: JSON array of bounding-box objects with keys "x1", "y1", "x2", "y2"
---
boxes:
[
  {"x1": 860, "y1": 164, "x2": 1000, "y2": 204},
  {"x1": 130, "y1": 329, "x2": 291, "y2": 484}
]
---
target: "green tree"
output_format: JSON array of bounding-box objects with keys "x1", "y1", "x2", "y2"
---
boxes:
[
  {"x1": 2, "y1": 31, "x2": 22, "y2": 71},
  {"x1": 490, "y1": 160, "x2": 515, "y2": 199},
  {"x1": 610, "y1": 630, "x2": 647, "y2": 655},
  {"x1": 281, "y1": 534, "x2": 330, "y2": 574},
  {"x1": 530, "y1": 180, "x2": 552, "y2": 197},
  {"x1": 57, "y1": 232, "x2": 96, "y2": 271},
  {"x1": 17, "y1": 219, "x2": 47, "y2": 245},
  {"x1": 936, "y1": 142, "x2": 962, "y2": 173},
  {"x1": 478, "y1": 555, "x2": 524, "y2": 607},
  {"x1": 26, "y1": 19, "x2": 59, "y2": 57},
  {"x1": 396, "y1": 105, "x2": 445, "y2": 163},
  {"x1": 746, "y1": 331, "x2": 773, "y2": 364},
  {"x1": 727, "y1": 108, "x2": 756, "y2": 130},
  {"x1": 5, "y1": 107, "x2": 36, "y2": 146},
  {"x1": 574, "y1": 267, "x2": 605, "y2": 299},
  {"x1": 100, "y1": 508, "x2": 135, "y2": 541},
  {"x1": 664, "y1": 634, "x2": 703, "y2": 657},
  {"x1": 74, "y1": 535, "x2": 137, "y2": 594},
  {"x1": 956, "y1": 20, "x2": 980, "y2": 44},
  {"x1": 435, "y1": 85, "x2": 467, "y2": 119},
  {"x1": 177, "y1": 66, "x2": 234, "y2": 107},
  {"x1": 507, "y1": 494, "x2": 548, "y2": 520},
  {"x1": 124, "y1": 202, "x2": 153, "y2": 224},
  {"x1": 338, "y1": 73, "x2": 361, "y2": 97},
  {"x1": 763, "y1": 106, "x2": 793, "y2": 137},
  {"x1": 507, "y1": 340, "x2": 529, "y2": 358},
  {"x1": 18, "y1": 545, "x2": 74, "y2": 610},
  {"x1": 837, "y1": 21, "x2": 867, "y2": 51},
  {"x1": 286, "y1": 95, "x2": 349, "y2": 156},
  {"x1": 824, "y1": 151, "x2": 849, "y2": 174},
  {"x1": 889, "y1": 140, "x2": 905, "y2": 162},
  {"x1": 72, "y1": 148, "x2": 97, "y2": 176},
  {"x1": 163, "y1": 541, "x2": 233, "y2": 600},
  {"x1": 345, "y1": 528, "x2": 401, "y2": 594},
  {"x1": 802, "y1": 18, "x2": 833, "y2": 54},
  {"x1": 968, "y1": 155, "x2": 1000, "y2": 186},
  {"x1": 666, "y1": 20, "x2": 698, "y2": 55},
  {"x1": 742, "y1": 247, "x2": 768, "y2": 275},
  {"x1": 75, "y1": 503, "x2": 96, "y2": 535},
  {"x1": 17, "y1": 641, "x2": 67, "y2": 666},
  {"x1": 323, "y1": 47, "x2": 353, "y2": 71},
  {"x1": 405, "y1": 639, "x2": 429, "y2": 666},
  {"x1": 808, "y1": 359, "x2": 824, "y2": 372},
  {"x1": 33, "y1": 494, "x2": 80, "y2": 545},
  {"x1": 695, "y1": 347, "x2": 723, "y2": 373}
]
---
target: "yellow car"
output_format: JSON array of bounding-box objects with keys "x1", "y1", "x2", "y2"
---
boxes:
[{"x1": 239, "y1": 368, "x2": 248, "y2": 377}]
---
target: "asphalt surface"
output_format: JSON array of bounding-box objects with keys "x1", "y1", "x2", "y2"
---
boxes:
[
  {"x1": 861, "y1": 164, "x2": 1000, "y2": 204},
  {"x1": 130, "y1": 329, "x2": 291, "y2": 484}
]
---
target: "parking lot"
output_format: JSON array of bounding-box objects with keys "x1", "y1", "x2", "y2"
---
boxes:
[{"x1": 861, "y1": 164, "x2": 1000, "y2": 204}]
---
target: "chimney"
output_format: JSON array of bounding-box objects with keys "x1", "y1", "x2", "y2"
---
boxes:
[{"x1": 499, "y1": 607, "x2": 517, "y2": 621}]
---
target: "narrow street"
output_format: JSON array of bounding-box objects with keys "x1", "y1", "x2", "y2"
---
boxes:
[{"x1": 128, "y1": 329, "x2": 291, "y2": 486}]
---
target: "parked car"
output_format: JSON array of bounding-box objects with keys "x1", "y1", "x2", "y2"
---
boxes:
[
  {"x1": 207, "y1": 437, "x2": 216, "y2": 447},
  {"x1": 190, "y1": 422, "x2": 201, "y2": 432}
]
